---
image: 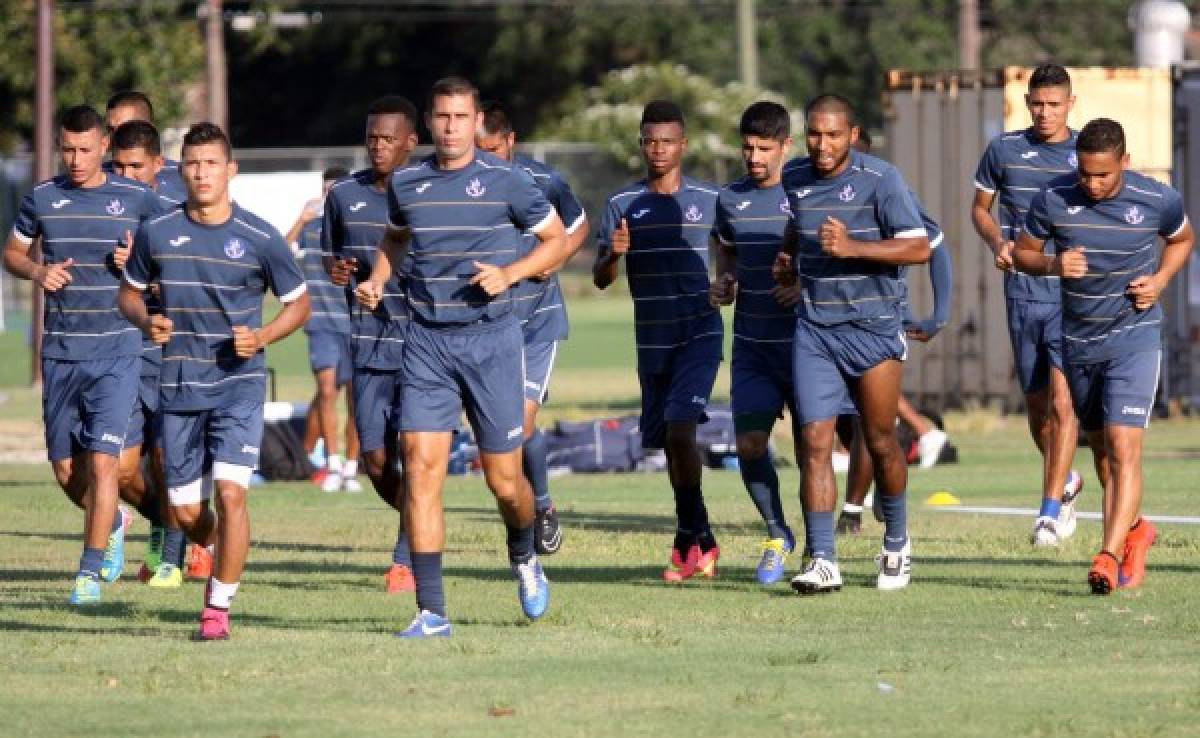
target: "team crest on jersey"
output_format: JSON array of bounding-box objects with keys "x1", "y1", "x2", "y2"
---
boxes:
[
  {"x1": 465, "y1": 178, "x2": 487, "y2": 198},
  {"x1": 684, "y1": 204, "x2": 703, "y2": 223},
  {"x1": 1068, "y1": 152, "x2": 1079, "y2": 168},
  {"x1": 1124, "y1": 206, "x2": 1145, "y2": 225},
  {"x1": 838, "y1": 185, "x2": 857, "y2": 203},
  {"x1": 105, "y1": 199, "x2": 126, "y2": 216},
  {"x1": 779, "y1": 199, "x2": 792, "y2": 215},
  {"x1": 224, "y1": 237, "x2": 246, "y2": 259}
]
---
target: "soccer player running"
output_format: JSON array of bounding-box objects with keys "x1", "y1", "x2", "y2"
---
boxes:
[
  {"x1": 476, "y1": 101, "x2": 590, "y2": 555},
  {"x1": 774, "y1": 95, "x2": 929, "y2": 593},
  {"x1": 1013, "y1": 119, "x2": 1193, "y2": 594},
  {"x1": 285, "y1": 166, "x2": 361, "y2": 493},
  {"x1": 104, "y1": 91, "x2": 187, "y2": 202},
  {"x1": 358, "y1": 77, "x2": 566, "y2": 638},
  {"x1": 709, "y1": 101, "x2": 799, "y2": 585},
  {"x1": 118, "y1": 123, "x2": 311, "y2": 639},
  {"x1": 972, "y1": 64, "x2": 1085, "y2": 547},
  {"x1": 3, "y1": 105, "x2": 163, "y2": 604},
  {"x1": 323, "y1": 97, "x2": 419, "y2": 593},
  {"x1": 594, "y1": 100, "x2": 724, "y2": 582}
]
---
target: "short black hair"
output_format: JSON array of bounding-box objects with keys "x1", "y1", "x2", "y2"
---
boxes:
[
  {"x1": 1029, "y1": 64, "x2": 1071, "y2": 93},
  {"x1": 1077, "y1": 118, "x2": 1125, "y2": 158},
  {"x1": 641, "y1": 100, "x2": 685, "y2": 130},
  {"x1": 106, "y1": 90, "x2": 154, "y2": 121},
  {"x1": 110, "y1": 120, "x2": 161, "y2": 156},
  {"x1": 427, "y1": 76, "x2": 480, "y2": 111},
  {"x1": 367, "y1": 95, "x2": 418, "y2": 128},
  {"x1": 480, "y1": 101, "x2": 513, "y2": 136},
  {"x1": 805, "y1": 94, "x2": 858, "y2": 128},
  {"x1": 740, "y1": 101, "x2": 790, "y2": 141},
  {"x1": 856, "y1": 128, "x2": 873, "y2": 151},
  {"x1": 59, "y1": 105, "x2": 105, "y2": 134},
  {"x1": 322, "y1": 166, "x2": 350, "y2": 181},
  {"x1": 181, "y1": 122, "x2": 232, "y2": 160}
]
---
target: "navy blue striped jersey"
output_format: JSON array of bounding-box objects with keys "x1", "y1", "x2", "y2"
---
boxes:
[
  {"x1": 124, "y1": 203, "x2": 307, "y2": 412},
  {"x1": 104, "y1": 158, "x2": 187, "y2": 203},
  {"x1": 597, "y1": 177, "x2": 724, "y2": 372},
  {"x1": 1024, "y1": 170, "x2": 1186, "y2": 364},
  {"x1": 12, "y1": 174, "x2": 166, "y2": 361},
  {"x1": 387, "y1": 152, "x2": 556, "y2": 327},
  {"x1": 298, "y1": 218, "x2": 350, "y2": 335},
  {"x1": 322, "y1": 170, "x2": 405, "y2": 369},
  {"x1": 975, "y1": 128, "x2": 1078, "y2": 303},
  {"x1": 782, "y1": 152, "x2": 927, "y2": 332},
  {"x1": 713, "y1": 178, "x2": 792, "y2": 346},
  {"x1": 511, "y1": 154, "x2": 587, "y2": 343}
]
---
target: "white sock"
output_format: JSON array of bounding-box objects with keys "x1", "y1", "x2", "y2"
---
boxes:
[
  {"x1": 327, "y1": 454, "x2": 343, "y2": 473},
  {"x1": 208, "y1": 577, "x2": 239, "y2": 609},
  {"x1": 842, "y1": 503, "x2": 864, "y2": 514},
  {"x1": 342, "y1": 460, "x2": 358, "y2": 478}
]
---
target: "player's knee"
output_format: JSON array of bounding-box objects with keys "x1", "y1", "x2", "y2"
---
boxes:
[
  {"x1": 1051, "y1": 392, "x2": 1075, "y2": 423},
  {"x1": 663, "y1": 423, "x2": 697, "y2": 454},
  {"x1": 51, "y1": 460, "x2": 74, "y2": 491},
  {"x1": 799, "y1": 424, "x2": 834, "y2": 461},
  {"x1": 361, "y1": 448, "x2": 388, "y2": 479},
  {"x1": 861, "y1": 426, "x2": 900, "y2": 460},
  {"x1": 736, "y1": 433, "x2": 770, "y2": 460},
  {"x1": 214, "y1": 481, "x2": 246, "y2": 515},
  {"x1": 172, "y1": 502, "x2": 203, "y2": 530}
]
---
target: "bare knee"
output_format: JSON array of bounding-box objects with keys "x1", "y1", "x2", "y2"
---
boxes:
[
  {"x1": 861, "y1": 424, "x2": 900, "y2": 460},
  {"x1": 361, "y1": 448, "x2": 388, "y2": 480},
  {"x1": 799, "y1": 424, "x2": 835, "y2": 466},
  {"x1": 51, "y1": 460, "x2": 74, "y2": 491},
  {"x1": 736, "y1": 432, "x2": 770, "y2": 461},
  {"x1": 214, "y1": 481, "x2": 246, "y2": 516},
  {"x1": 172, "y1": 502, "x2": 204, "y2": 530},
  {"x1": 664, "y1": 424, "x2": 697, "y2": 457}
]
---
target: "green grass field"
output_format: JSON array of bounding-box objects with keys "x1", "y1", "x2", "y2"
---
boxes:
[{"x1": 3, "y1": 290, "x2": 1200, "y2": 737}]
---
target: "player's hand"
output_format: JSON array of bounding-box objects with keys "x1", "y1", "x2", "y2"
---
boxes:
[
  {"x1": 906, "y1": 326, "x2": 933, "y2": 343},
  {"x1": 1126, "y1": 274, "x2": 1165, "y2": 311},
  {"x1": 470, "y1": 261, "x2": 513, "y2": 297},
  {"x1": 231, "y1": 325, "x2": 263, "y2": 358},
  {"x1": 330, "y1": 257, "x2": 358, "y2": 287},
  {"x1": 35, "y1": 258, "x2": 75, "y2": 292},
  {"x1": 301, "y1": 197, "x2": 323, "y2": 222},
  {"x1": 609, "y1": 218, "x2": 631, "y2": 258},
  {"x1": 146, "y1": 314, "x2": 173, "y2": 346},
  {"x1": 993, "y1": 240, "x2": 1016, "y2": 272},
  {"x1": 771, "y1": 252, "x2": 796, "y2": 287},
  {"x1": 819, "y1": 216, "x2": 852, "y2": 258},
  {"x1": 770, "y1": 284, "x2": 803, "y2": 308},
  {"x1": 113, "y1": 230, "x2": 133, "y2": 271},
  {"x1": 355, "y1": 279, "x2": 384, "y2": 310},
  {"x1": 709, "y1": 273, "x2": 737, "y2": 306},
  {"x1": 1055, "y1": 247, "x2": 1088, "y2": 279}
]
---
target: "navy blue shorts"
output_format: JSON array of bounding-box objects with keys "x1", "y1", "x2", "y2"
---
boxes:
[
  {"x1": 1065, "y1": 350, "x2": 1160, "y2": 433},
  {"x1": 401, "y1": 319, "x2": 525, "y2": 453},
  {"x1": 1006, "y1": 298, "x2": 1063, "y2": 395},
  {"x1": 637, "y1": 339, "x2": 720, "y2": 449},
  {"x1": 42, "y1": 356, "x2": 140, "y2": 461},
  {"x1": 161, "y1": 399, "x2": 264, "y2": 488},
  {"x1": 125, "y1": 373, "x2": 162, "y2": 449},
  {"x1": 523, "y1": 340, "x2": 558, "y2": 405},
  {"x1": 352, "y1": 367, "x2": 403, "y2": 454},
  {"x1": 308, "y1": 331, "x2": 353, "y2": 386},
  {"x1": 731, "y1": 338, "x2": 793, "y2": 419},
  {"x1": 791, "y1": 319, "x2": 907, "y2": 426}
]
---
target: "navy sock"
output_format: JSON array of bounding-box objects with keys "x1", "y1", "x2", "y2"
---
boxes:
[
  {"x1": 78, "y1": 547, "x2": 105, "y2": 580},
  {"x1": 880, "y1": 491, "x2": 908, "y2": 552},
  {"x1": 411, "y1": 552, "x2": 445, "y2": 617},
  {"x1": 673, "y1": 485, "x2": 710, "y2": 538},
  {"x1": 1038, "y1": 497, "x2": 1062, "y2": 519},
  {"x1": 803, "y1": 511, "x2": 836, "y2": 561},
  {"x1": 739, "y1": 454, "x2": 788, "y2": 540},
  {"x1": 135, "y1": 494, "x2": 163, "y2": 527},
  {"x1": 506, "y1": 524, "x2": 535, "y2": 565},
  {"x1": 110, "y1": 510, "x2": 123, "y2": 533},
  {"x1": 392, "y1": 528, "x2": 412, "y2": 568},
  {"x1": 672, "y1": 529, "x2": 695, "y2": 554},
  {"x1": 162, "y1": 527, "x2": 186, "y2": 568},
  {"x1": 522, "y1": 430, "x2": 553, "y2": 513}
]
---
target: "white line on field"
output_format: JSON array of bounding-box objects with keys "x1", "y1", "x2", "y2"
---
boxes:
[{"x1": 928, "y1": 504, "x2": 1200, "y2": 526}]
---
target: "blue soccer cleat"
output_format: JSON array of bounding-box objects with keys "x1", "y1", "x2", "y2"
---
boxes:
[
  {"x1": 513, "y1": 556, "x2": 550, "y2": 620},
  {"x1": 395, "y1": 610, "x2": 452, "y2": 639},
  {"x1": 756, "y1": 532, "x2": 795, "y2": 585},
  {"x1": 68, "y1": 575, "x2": 101, "y2": 605},
  {"x1": 100, "y1": 507, "x2": 131, "y2": 583}
]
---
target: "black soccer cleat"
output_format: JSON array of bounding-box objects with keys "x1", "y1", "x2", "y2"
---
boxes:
[{"x1": 535, "y1": 506, "x2": 563, "y2": 555}]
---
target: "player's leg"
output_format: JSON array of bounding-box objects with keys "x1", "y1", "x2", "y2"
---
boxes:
[
  {"x1": 838, "y1": 416, "x2": 874, "y2": 533},
  {"x1": 898, "y1": 396, "x2": 950, "y2": 470},
  {"x1": 397, "y1": 431, "x2": 452, "y2": 637},
  {"x1": 522, "y1": 340, "x2": 560, "y2": 555},
  {"x1": 1044, "y1": 306, "x2": 1084, "y2": 534},
  {"x1": 43, "y1": 358, "x2": 88, "y2": 508},
  {"x1": 341, "y1": 365, "x2": 362, "y2": 492},
  {"x1": 313, "y1": 366, "x2": 344, "y2": 492}
]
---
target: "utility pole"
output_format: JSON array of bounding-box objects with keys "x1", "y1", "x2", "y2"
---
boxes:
[
  {"x1": 958, "y1": 0, "x2": 981, "y2": 71},
  {"x1": 737, "y1": 0, "x2": 758, "y2": 89},
  {"x1": 32, "y1": 0, "x2": 55, "y2": 385},
  {"x1": 205, "y1": 0, "x2": 228, "y2": 131}
]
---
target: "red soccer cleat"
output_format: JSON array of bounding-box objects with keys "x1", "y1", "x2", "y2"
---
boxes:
[
  {"x1": 186, "y1": 544, "x2": 213, "y2": 581},
  {"x1": 385, "y1": 563, "x2": 416, "y2": 594},
  {"x1": 1088, "y1": 551, "x2": 1119, "y2": 595},
  {"x1": 1119, "y1": 518, "x2": 1157, "y2": 590}
]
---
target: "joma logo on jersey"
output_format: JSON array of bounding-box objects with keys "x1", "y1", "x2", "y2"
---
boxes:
[
  {"x1": 1122, "y1": 405, "x2": 1147, "y2": 416},
  {"x1": 465, "y1": 178, "x2": 487, "y2": 198},
  {"x1": 792, "y1": 188, "x2": 812, "y2": 200},
  {"x1": 838, "y1": 185, "x2": 856, "y2": 203},
  {"x1": 1066, "y1": 206, "x2": 1084, "y2": 215},
  {"x1": 50, "y1": 198, "x2": 71, "y2": 209},
  {"x1": 690, "y1": 395, "x2": 707, "y2": 405},
  {"x1": 241, "y1": 444, "x2": 260, "y2": 454},
  {"x1": 225, "y1": 238, "x2": 246, "y2": 259},
  {"x1": 684, "y1": 204, "x2": 703, "y2": 223},
  {"x1": 105, "y1": 199, "x2": 126, "y2": 216},
  {"x1": 630, "y1": 208, "x2": 651, "y2": 219},
  {"x1": 416, "y1": 183, "x2": 432, "y2": 194},
  {"x1": 169, "y1": 235, "x2": 191, "y2": 247},
  {"x1": 1125, "y1": 206, "x2": 1145, "y2": 225},
  {"x1": 1020, "y1": 151, "x2": 1039, "y2": 160},
  {"x1": 349, "y1": 201, "x2": 367, "y2": 212},
  {"x1": 735, "y1": 200, "x2": 752, "y2": 211},
  {"x1": 101, "y1": 433, "x2": 123, "y2": 445},
  {"x1": 779, "y1": 200, "x2": 792, "y2": 215}
]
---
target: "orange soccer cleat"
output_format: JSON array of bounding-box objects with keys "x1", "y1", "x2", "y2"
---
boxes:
[
  {"x1": 1118, "y1": 518, "x2": 1157, "y2": 590},
  {"x1": 385, "y1": 563, "x2": 416, "y2": 594},
  {"x1": 1087, "y1": 551, "x2": 1119, "y2": 595},
  {"x1": 186, "y1": 544, "x2": 213, "y2": 581}
]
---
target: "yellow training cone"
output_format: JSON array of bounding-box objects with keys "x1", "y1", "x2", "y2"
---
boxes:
[{"x1": 925, "y1": 491, "x2": 961, "y2": 506}]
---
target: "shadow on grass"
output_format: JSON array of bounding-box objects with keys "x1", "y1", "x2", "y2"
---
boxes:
[{"x1": 444, "y1": 506, "x2": 768, "y2": 538}]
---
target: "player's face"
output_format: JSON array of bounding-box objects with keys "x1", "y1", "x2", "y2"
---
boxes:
[
  {"x1": 365, "y1": 113, "x2": 416, "y2": 176},
  {"x1": 1025, "y1": 85, "x2": 1074, "y2": 140},
  {"x1": 105, "y1": 104, "x2": 146, "y2": 133},
  {"x1": 476, "y1": 130, "x2": 515, "y2": 162},
  {"x1": 181, "y1": 142, "x2": 237, "y2": 208},
  {"x1": 1076, "y1": 149, "x2": 1128, "y2": 201},
  {"x1": 639, "y1": 122, "x2": 686, "y2": 178},
  {"x1": 110, "y1": 146, "x2": 163, "y2": 187},
  {"x1": 59, "y1": 127, "x2": 108, "y2": 186},
  {"x1": 806, "y1": 112, "x2": 858, "y2": 177},
  {"x1": 741, "y1": 134, "x2": 790, "y2": 185},
  {"x1": 428, "y1": 94, "x2": 482, "y2": 163}
]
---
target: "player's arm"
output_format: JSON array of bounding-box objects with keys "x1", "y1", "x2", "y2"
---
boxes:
[
  {"x1": 286, "y1": 198, "x2": 322, "y2": 247},
  {"x1": 970, "y1": 188, "x2": 1013, "y2": 269},
  {"x1": 1013, "y1": 190, "x2": 1086, "y2": 278},
  {"x1": 355, "y1": 226, "x2": 411, "y2": 310},
  {"x1": 119, "y1": 233, "x2": 172, "y2": 344},
  {"x1": 473, "y1": 213, "x2": 567, "y2": 297},
  {"x1": 819, "y1": 218, "x2": 929, "y2": 264},
  {"x1": 1127, "y1": 218, "x2": 1195, "y2": 311},
  {"x1": 320, "y1": 194, "x2": 357, "y2": 286},
  {"x1": 593, "y1": 203, "x2": 628, "y2": 290},
  {"x1": 908, "y1": 233, "x2": 953, "y2": 341},
  {"x1": 241, "y1": 291, "x2": 311, "y2": 356},
  {"x1": 710, "y1": 233, "x2": 737, "y2": 307},
  {"x1": 5, "y1": 227, "x2": 76, "y2": 292},
  {"x1": 545, "y1": 175, "x2": 590, "y2": 273}
]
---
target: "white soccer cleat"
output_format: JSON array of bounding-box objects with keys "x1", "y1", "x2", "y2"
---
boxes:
[
  {"x1": 876, "y1": 538, "x2": 912, "y2": 591},
  {"x1": 917, "y1": 429, "x2": 949, "y2": 469},
  {"x1": 1057, "y1": 470, "x2": 1083, "y2": 540},
  {"x1": 790, "y1": 557, "x2": 842, "y2": 595},
  {"x1": 342, "y1": 476, "x2": 363, "y2": 493},
  {"x1": 1031, "y1": 516, "x2": 1060, "y2": 547},
  {"x1": 321, "y1": 471, "x2": 343, "y2": 493}
]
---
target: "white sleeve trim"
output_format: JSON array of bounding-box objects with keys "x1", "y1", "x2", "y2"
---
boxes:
[
  {"x1": 896, "y1": 228, "x2": 928, "y2": 239},
  {"x1": 279, "y1": 282, "x2": 308, "y2": 304},
  {"x1": 1168, "y1": 215, "x2": 1190, "y2": 240},
  {"x1": 973, "y1": 181, "x2": 996, "y2": 194},
  {"x1": 529, "y1": 210, "x2": 558, "y2": 235},
  {"x1": 564, "y1": 211, "x2": 587, "y2": 236},
  {"x1": 930, "y1": 232, "x2": 944, "y2": 250},
  {"x1": 11, "y1": 227, "x2": 32, "y2": 245},
  {"x1": 124, "y1": 273, "x2": 149, "y2": 290}
]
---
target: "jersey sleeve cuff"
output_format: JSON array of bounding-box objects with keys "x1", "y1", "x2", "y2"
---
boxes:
[
  {"x1": 278, "y1": 282, "x2": 308, "y2": 304},
  {"x1": 896, "y1": 228, "x2": 928, "y2": 239},
  {"x1": 1167, "y1": 215, "x2": 1190, "y2": 240},
  {"x1": 929, "y1": 232, "x2": 945, "y2": 249},
  {"x1": 10, "y1": 227, "x2": 33, "y2": 245},
  {"x1": 973, "y1": 181, "x2": 996, "y2": 194},
  {"x1": 529, "y1": 210, "x2": 558, "y2": 235},
  {"x1": 564, "y1": 211, "x2": 587, "y2": 236},
  {"x1": 124, "y1": 273, "x2": 149, "y2": 291}
]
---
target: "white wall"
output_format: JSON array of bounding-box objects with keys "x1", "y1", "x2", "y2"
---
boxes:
[{"x1": 229, "y1": 171, "x2": 322, "y2": 237}]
